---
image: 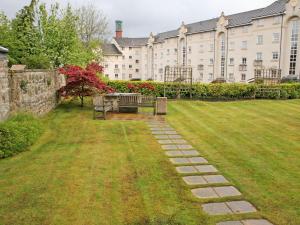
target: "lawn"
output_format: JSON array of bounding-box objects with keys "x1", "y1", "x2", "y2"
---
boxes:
[{"x1": 0, "y1": 100, "x2": 299, "y2": 225}]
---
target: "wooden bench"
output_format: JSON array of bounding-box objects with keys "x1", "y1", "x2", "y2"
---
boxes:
[
  {"x1": 93, "y1": 96, "x2": 113, "y2": 120},
  {"x1": 118, "y1": 94, "x2": 140, "y2": 113},
  {"x1": 138, "y1": 95, "x2": 156, "y2": 115}
]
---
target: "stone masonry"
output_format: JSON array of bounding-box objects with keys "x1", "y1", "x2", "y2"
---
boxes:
[{"x1": 0, "y1": 46, "x2": 65, "y2": 121}]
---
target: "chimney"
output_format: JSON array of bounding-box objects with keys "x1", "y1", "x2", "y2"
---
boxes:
[{"x1": 115, "y1": 20, "x2": 123, "y2": 38}]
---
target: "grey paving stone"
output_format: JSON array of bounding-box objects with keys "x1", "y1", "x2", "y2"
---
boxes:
[
  {"x1": 168, "y1": 135, "x2": 182, "y2": 139},
  {"x1": 155, "y1": 135, "x2": 169, "y2": 139},
  {"x1": 158, "y1": 140, "x2": 173, "y2": 144},
  {"x1": 195, "y1": 165, "x2": 218, "y2": 173},
  {"x1": 189, "y1": 157, "x2": 208, "y2": 164},
  {"x1": 165, "y1": 131, "x2": 178, "y2": 135},
  {"x1": 172, "y1": 139, "x2": 187, "y2": 144},
  {"x1": 169, "y1": 158, "x2": 190, "y2": 165},
  {"x1": 214, "y1": 186, "x2": 242, "y2": 197},
  {"x1": 165, "y1": 151, "x2": 184, "y2": 157},
  {"x1": 176, "y1": 166, "x2": 198, "y2": 174},
  {"x1": 177, "y1": 145, "x2": 193, "y2": 150},
  {"x1": 162, "y1": 145, "x2": 178, "y2": 150},
  {"x1": 242, "y1": 219, "x2": 274, "y2": 225},
  {"x1": 217, "y1": 221, "x2": 243, "y2": 225},
  {"x1": 152, "y1": 131, "x2": 166, "y2": 135},
  {"x1": 182, "y1": 150, "x2": 200, "y2": 156},
  {"x1": 203, "y1": 175, "x2": 229, "y2": 184},
  {"x1": 182, "y1": 176, "x2": 207, "y2": 185},
  {"x1": 202, "y1": 202, "x2": 233, "y2": 215},
  {"x1": 191, "y1": 187, "x2": 218, "y2": 199},
  {"x1": 151, "y1": 128, "x2": 165, "y2": 131},
  {"x1": 226, "y1": 201, "x2": 257, "y2": 214}
]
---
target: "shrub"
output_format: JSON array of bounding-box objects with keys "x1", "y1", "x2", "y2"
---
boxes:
[{"x1": 0, "y1": 113, "x2": 43, "y2": 159}]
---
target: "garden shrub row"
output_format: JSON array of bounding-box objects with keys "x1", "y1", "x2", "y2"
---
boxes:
[
  {"x1": 107, "y1": 81, "x2": 300, "y2": 100},
  {"x1": 0, "y1": 114, "x2": 43, "y2": 159}
]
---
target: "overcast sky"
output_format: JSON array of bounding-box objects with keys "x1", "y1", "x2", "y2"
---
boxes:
[{"x1": 1, "y1": 0, "x2": 275, "y2": 37}]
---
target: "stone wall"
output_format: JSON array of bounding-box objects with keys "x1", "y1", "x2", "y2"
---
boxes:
[
  {"x1": 8, "y1": 69, "x2": 65, "y2": 116},
  {"x1": 0, "y1": 48, "x2": 65, "y2": 121},
  {"x1": 0, "y1": 50, "x2": 10, "y2": 121}
]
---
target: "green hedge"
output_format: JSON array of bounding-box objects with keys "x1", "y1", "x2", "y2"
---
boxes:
[
  {"x1": 107, "y1": 81, "x2": 300, "y2": 100},
  {"x1": 0, "y1": 114, "x2": 43, "y2": 159}
]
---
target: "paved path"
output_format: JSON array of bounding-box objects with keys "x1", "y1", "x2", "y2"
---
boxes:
[{"x1": 147, "y1": 120, "x2": 274, "y2": 225}]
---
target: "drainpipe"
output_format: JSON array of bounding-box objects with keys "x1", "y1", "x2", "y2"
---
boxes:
[
  {"x1": 279, "y1": 14, "x2": 284, "y2": 73},
  {"x1": 213, "y1": 31, "x2": 216, "y2": 80}
]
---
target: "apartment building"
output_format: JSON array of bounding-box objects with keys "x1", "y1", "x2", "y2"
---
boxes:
[{"x1": 102, "y1": 0, "x2": 300, "y2": 83}]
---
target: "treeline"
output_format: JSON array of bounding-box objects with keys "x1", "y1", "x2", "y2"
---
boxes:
[{"x1": 0, "y1": 0, "x2": 108, "y2": 69}]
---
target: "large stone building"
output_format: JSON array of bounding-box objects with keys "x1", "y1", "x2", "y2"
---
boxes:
[{"x1": 102, "y1": 0, "x2": 300, "y2": 83}]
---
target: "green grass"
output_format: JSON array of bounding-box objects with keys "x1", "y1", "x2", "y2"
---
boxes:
[
  {"x1": 167, "y1": 100, "x2": 300, "y2": 225},
  {"x1": 0, "y1": 100, "x2": 299, "y2": 225}
]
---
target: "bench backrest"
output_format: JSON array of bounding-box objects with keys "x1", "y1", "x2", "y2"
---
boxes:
[
  {"x1": 93, "y1": 96, "x2": 104, "y2": 106},
  {"x1": 119, "y1": 94, "x2": 139, "y2": 106}
]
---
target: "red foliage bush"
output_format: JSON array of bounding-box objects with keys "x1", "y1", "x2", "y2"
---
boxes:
[{"x1": 59, "y1": 63, "x2": 114, "y2": 107}]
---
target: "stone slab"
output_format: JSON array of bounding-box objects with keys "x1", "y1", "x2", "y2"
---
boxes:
[
  {"x1": 242, "y1": 219, "x2": 274, "y2": 225},
  {"x1": 155, "y1": 135, "x2": 169, "y2": 139},
  {"x1": 195, "y1": 165, "x2": 218, "y2": 173},
  {"x1": 152, "y1": 131, "x2": 166, "y2": 135},
  {"x1": 202, "y1": 202, "x2": 233, "y2": 215},
  {"x1": 203, "y1": 175, "x2": 229, "y2": 184},
  {"x1": 169, "y1": 158, "x2": 190, "y2": 164},
  {"x1": 191, "y1": 187, "x2": 218, "y2": 199},
  {"x1": 168, "y1": 135, "x2": 183, "y2": 139},
  {"x1": 171, "y1": 139, "x2": 187, "y2": 144},
  {"x1": 162, "y1": 145, "x2": 178, "y2": 150},
  {"x1": 189, "y1": 157, "x2": 208, "y2": 164},
  {"x1": 165, "y1": 151, "x2": 184, "y2": 157},
  {"x1": 176, "y1": 166, "x2": 198, "y2": 174},
  {"x1": 158, "y1": 140, "x2": 173, "y2": 144},
  {"x1": 214, "y1": 186, "x2": 242, "y2": 197},
  {"x1": 164, "y1": 131, "x2": 178, "y2": 135},
  {"x1": 182, "y1": 176, "x2": 207, "y2": 185},
  {"x1": 226, "y1": 201, "x2": 257, "y2": 214},
  {"x1": 217, "y1": 222, "x2": 243, "y2": 225},
  {"x1": 182, "y1": 150, "x2": 200, "y2": 156},
  {"x1": 177, "y1": 145, "x2": 193, "y2": 150}
]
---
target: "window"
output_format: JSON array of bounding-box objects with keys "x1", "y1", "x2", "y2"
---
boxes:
[
  {"x1": 209, "y1": 73, "x2": 213, "y2": 80},
  {"x1": 242, "y1": 57, "x2": 247, "y2": 65},
  {"x1": 257, "y1": 35, "x2": 263, "y2": 45},
  {"x1": 210, "y1": 44, "x2": 214, "y2": 52},
  {"x1": 188, "y1": 59, "x2": 191, "y2": 65},
  {"x1": 129, "y1": 56, "x2": 132, "y2": 59},
  {"x1": 159, "y1": 68, "x2": 163, "y2": 73},
  {"x1": 199, "y1": 73, "x2": 204, "y2": 80},
  {"x1": 122, "y1": 56, "x2": 125, "y2": 59},
  {"x1": 256, "y1": 52, "x2": 263, "y2": 60},
  {"x1": 105, "y1": 64, "x2": 108, "y2": 68},
  {"x1": 241, "y1": 41, "x2": 247, "y2": 49},
  {"x1": 129, "y1": 65, "x2": 132, "y2": 69},
  {"x1": 273, "y1": 33, "x2": 280, "y2": 43},
  {"x1": 136, "y1": 69, "x2": 139, "y2": 72},
  {"x1": 197, "y1": 64, "x2": 204, "y2": 70},
  {"x1": 219, "y1": 33, "x2": 226, "y2": 78},
  {"x1": 160, "y1": 52, "x2": 163, "y2": 58},
  {"x1": 122, "y1": 64, "x2": 125, "y2": 69},
  {"x1": 242, "y1": 26, "x2": 248, "y2": 33},
  {"x1": 241, "y1": 74, "x2": 246, "y2": 81},
  {"x1": 115, "y1": 74, "x2": 119, "y2": 79},
  {"x1": 229, "y1": 73, "x2": 234, "y2": 80},
  {"x1": 289, "y1": 18, "x2": 300, "y2": 75},
  {"x1": 154, "y1": 53, "x2": 157, "y2": 58},
  {"x1": 115, "y1": 64, "x2": 118, "y2": 69},
  {"x1": 257, "y1": 19, "x2": 264, "y2": 27},
  {"x1": 167, "y1": 49, "x2": 170, "y2": 55},
  {"x1": 174, "y1": 48, "x2": 178, "y2": 53},
  {"x1": 188, "y1": 46, "x2": 192, "y2": 53},
  {"x1": 273, "y1": 52, "x2": 279, "y2": 60},
  {"x1": 135, "y1": 60, "x2": 139, "y2": 63},
  {"x1": 229, "y1": 58, "x2": 234, "y2": 65},
  {"x1": 199, "y1": 45, "x2": 204, "y2": 53},
  {"x1": 129, "y1": 74, "x2": 132, "y2": 79},
  {"x1": 210, "y1": 58, "x2": 214, "y2": 64},
  {"x1": 129, "y1": 47, "x2": 132, "y2": 50}
]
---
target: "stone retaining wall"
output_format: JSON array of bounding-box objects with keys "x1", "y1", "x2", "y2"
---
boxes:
[{"x1": 0, "y1": 50, "x2": 65, "y2": 121}]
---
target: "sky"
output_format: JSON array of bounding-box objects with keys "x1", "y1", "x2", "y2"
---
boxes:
[{"x1": 1, "y1": 0, "x2": 275, "y2": 37}]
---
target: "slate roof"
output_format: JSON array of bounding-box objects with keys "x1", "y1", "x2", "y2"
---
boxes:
[
  {"x1": 114, "y1": 37, "x2": 149, "y2": 47},
  {"x1": 0, "y1": 46, "x2": 8, "y2": 53},
  {"x1": 102, "y1": 43, "x2": 122, "y2": 55},
  {"x1": 154, "y1": 0, "x2": 287, "y2": 42}
]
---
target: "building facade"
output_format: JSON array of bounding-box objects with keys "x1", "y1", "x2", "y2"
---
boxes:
[{"x1": 102, "y1": 0, "x2": 300, "y2": 83}]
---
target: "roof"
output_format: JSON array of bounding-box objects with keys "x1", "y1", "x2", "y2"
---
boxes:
[
  {"x1": 154, "y1": 0, "x2": 287, "y2": 41},
  {"x1": 114, "y1": 37, "x2": 149, "y2": 47},
  {"x1": 101, "y1": 43, "x2": 122, "y2": 55},
  {"x1": 0, "y1": 46, "x2": 8, "y2": 53}
]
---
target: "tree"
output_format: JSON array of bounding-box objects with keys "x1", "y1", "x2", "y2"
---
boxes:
[
  {"x1": 59, "y1": 63, "x2": 114, "y2": 107},
  {"x1": 76, "y1": 4, "x2": 109, "y2": 46}
]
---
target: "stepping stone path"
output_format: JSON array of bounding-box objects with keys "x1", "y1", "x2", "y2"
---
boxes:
[{"x1": 147, "y1": 120, "x2": 274, "y2": 225}]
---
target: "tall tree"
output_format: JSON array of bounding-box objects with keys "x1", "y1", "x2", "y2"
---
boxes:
[{"x1": 76, "y1": 4, "x2": 109, "y2": 46}]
